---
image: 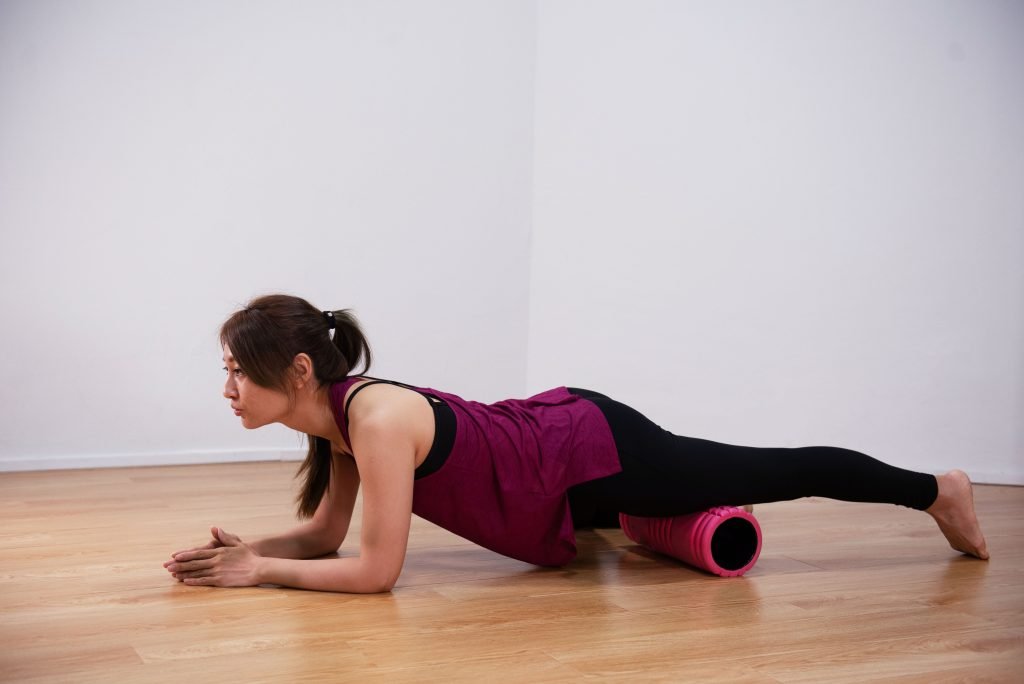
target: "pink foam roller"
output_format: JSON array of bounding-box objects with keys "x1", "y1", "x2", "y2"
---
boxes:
[{"x1": 619, "y1": 506, "x2": 762, "y2": 577}]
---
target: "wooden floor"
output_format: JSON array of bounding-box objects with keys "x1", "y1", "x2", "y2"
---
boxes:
[{"x1": 1, "y1": 463, "x2": 1022, "y2": 683}]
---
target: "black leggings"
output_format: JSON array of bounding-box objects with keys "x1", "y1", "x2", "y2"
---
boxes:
[{"x1": 566, "y1": 388, "x2": 939, "y2": 528}]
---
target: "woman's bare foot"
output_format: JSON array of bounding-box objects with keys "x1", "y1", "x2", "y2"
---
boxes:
[{"x1": 926, "y1": 470, "x2": 989, "y2": 560}]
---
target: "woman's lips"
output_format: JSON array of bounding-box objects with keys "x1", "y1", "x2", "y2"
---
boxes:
[{"x1": 233, "y1": 408, "x2": 243, "y2": 416}]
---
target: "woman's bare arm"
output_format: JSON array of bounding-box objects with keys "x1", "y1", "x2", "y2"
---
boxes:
[
  {"x1": 169, "y1": 410, "x2": 416, "y2": 593},
  {"x1": 256, "y1": 411, "x2": 416, "y2": 591},
  {"x1": 249, "y1": 452, "x2": 361, "y2": 559}
]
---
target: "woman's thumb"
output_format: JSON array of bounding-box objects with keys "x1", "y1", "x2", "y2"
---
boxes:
[{"x1": 212, "y1": 526, "x2": 239, "y2": 546}]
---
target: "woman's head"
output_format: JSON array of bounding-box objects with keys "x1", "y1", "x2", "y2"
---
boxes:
[
  {"x1": 219, "y1": 294, "x2": 373, "y2": 518},
  {"x1": 219, "y1": 294, "x2": 372, "y2": 396}
]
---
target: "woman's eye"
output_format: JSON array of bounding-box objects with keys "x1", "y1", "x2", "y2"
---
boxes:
[{"x1": 233, "y1": 369, "x2": 245, "y2": 378}]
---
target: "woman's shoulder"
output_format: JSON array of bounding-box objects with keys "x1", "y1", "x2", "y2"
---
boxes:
[
  {"x1": 341, "y1": 378, "x2": 438, "y2": 463},
  {"x1": 343, "y1": 378, "x2": 429, "y2": 424}
]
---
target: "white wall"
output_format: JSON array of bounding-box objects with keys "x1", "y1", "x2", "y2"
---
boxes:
[
  {"x1": 528, "y1": 1, "x2": 1024, "y2": 483},
  {"x1": 2, "y1": 1, "x2": 1021, "y2": 485},
  {"x1": 0, "y1": 0, "x2": 536, "y2": 469}
]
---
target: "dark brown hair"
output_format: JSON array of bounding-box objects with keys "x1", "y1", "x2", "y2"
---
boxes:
[{"x1": 219, "y1": 294, "x2": 372, "y2": 518}]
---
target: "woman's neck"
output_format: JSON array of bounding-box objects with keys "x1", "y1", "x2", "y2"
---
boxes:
[{"x1": 280, "y1": 385, "x2": 344, "y2": 446}]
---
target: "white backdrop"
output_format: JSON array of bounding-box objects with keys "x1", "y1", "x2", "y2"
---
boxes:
[
  {"x1": 1, "y1": 1, "x2": 1021, "y2": 483},
  {"x1": 0, "y1": 0, "x2": 536, "y2": 468},
  {"x1": 527, "y1": 1, "x2": 1024, "y2": 483}
]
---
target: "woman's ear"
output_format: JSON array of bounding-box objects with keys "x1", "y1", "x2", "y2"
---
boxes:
[{"x1": 292, "y1": 353, "x2": 315, "y2": 389}]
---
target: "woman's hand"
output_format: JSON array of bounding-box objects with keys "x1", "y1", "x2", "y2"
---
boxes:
[
  {"x1": 166, "y1": 525, "x2": 230, "y2": 559},
  {"x1": 163, "y1": 527, "x2": 263, "y2": 587}
]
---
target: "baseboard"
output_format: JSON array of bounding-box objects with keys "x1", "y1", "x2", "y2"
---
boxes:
[
  {"x1": 884, "y1": 461, "x2": 1023, "y2": 487},
  {"x1": 2, "y1": 451, "x2": 1020, "y2": 485},
  {"x1": 967, "y1": 469, "x2": 1024, "y2": 487},
  {"x1": 0, "y1": 448, "x2": 306, "y2": 472}
]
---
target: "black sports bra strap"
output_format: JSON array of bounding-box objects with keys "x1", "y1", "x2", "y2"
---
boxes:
[
  {"x1": 343, "y1": 377, "x2": 441, "y2": 420},
  {"x1": 343, "y1": 380, "x2": 391, "y2": 419}
]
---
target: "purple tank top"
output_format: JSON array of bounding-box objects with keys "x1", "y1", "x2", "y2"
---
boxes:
[{"x1": 329, "y1": 377, "x2": 622, "y2": 566}]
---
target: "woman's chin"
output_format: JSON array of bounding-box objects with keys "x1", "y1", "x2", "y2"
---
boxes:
[{"x1": 239, "y1": 415, "x2": 264, "y2": 430}]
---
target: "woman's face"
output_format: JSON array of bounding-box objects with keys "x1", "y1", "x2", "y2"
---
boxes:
[{"x1": 222, "y1": 344, "x2": 290, "y2": 429}]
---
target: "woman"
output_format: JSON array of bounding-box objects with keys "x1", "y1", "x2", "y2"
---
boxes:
[{"x1": 164, "y1": 295, "x2": 989, "y2": 593}]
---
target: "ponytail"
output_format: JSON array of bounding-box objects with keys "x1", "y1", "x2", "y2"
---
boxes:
[
  {"x1": 295, "y1": 436, "x2": 334, "y2": 519},
  {"x1": 325, "y1": 309, "x2": 372, "y2": 378},
  {"x1": 295, "y1": 308, "x2": 373, "y2": 518}
]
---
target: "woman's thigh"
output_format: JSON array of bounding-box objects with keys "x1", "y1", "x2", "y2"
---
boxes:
[{"x1": 566, "y1": 388, "x2": 697, "y2": 520}]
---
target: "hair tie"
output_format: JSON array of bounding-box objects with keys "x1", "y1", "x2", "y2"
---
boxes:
[{"x1": 323, "y1": 311, "x2": 336, "y2": 330}]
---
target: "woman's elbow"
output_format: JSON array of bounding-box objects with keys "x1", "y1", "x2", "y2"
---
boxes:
[
  {"x1": 316, "y1": 524, "x2": 348, "y2": 556},
  {"x1": 363, "y1": 562, "x2": 401, "y2": 593},
  {"x1": 373, "y1": 570, "x2": 400, "y2": 593},
  {"x1": 354, "y1": 577, "x2": 395, "y2": 594},
  {"x1": 303, "y1": 521, "x2": 346, "y2": 559},
  {"x1": 372, "y1": 580, "x2": 396, "y2": 594},
  {"x1": 315, "y1": 536, "x2": 344, "y2": 559}
]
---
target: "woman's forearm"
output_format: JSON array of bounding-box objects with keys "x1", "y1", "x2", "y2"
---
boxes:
[
  {"x1": 249, "y1": 522, "x2": 337, "y2": 560},
  {"x1": 257, "y1": 555, "x2": 395, "y2": 594}
]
